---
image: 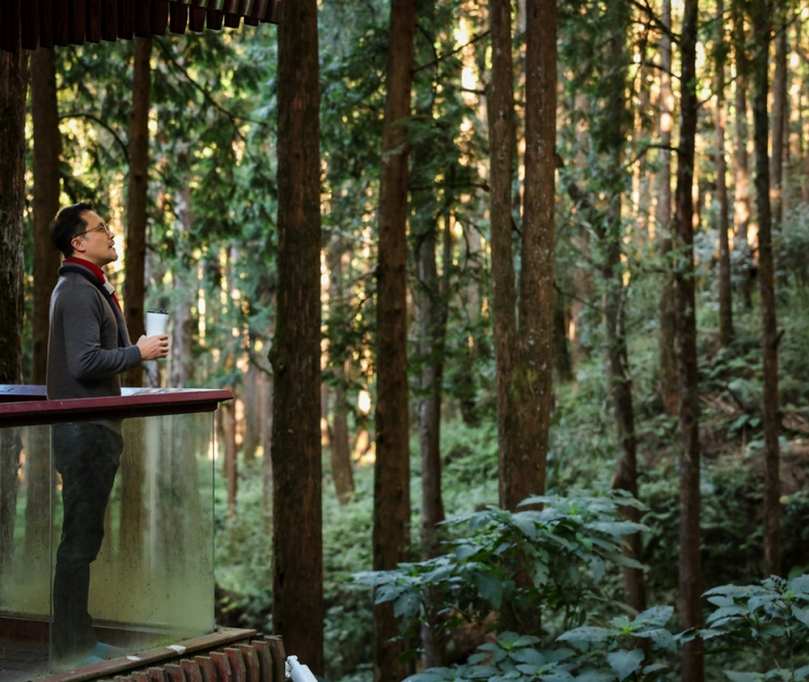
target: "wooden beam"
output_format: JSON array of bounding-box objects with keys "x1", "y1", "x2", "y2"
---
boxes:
[
  {"x1": 206, "y1": 9, "x2": 224, "y2": 30},
  {"x1": 169, "y1": 2, "x2": 188, "y2": 34},
  {"x1": 21, "y1": 0, "x2": 39, "y2": 49},
  {"x1": 101, "y1": 0, "x2": 117, "y2": 41},
  {"x1": 1, "y1": 0, "x2": 21, "y2": 52},
  {"x1": 134, "y1": 0, "x2": 150, "y2": 37},
  {"x1": 188, "y1": 6, "x2": 205, "y2": 31},
  {"x1": 39, "y1": 0, "x2": 55, "y2": 48},
  {"x1": 69, "y1": 0, "x2": 86, "y2": 45},
  {"x1": 54, "y1": 0, "x2": 70, "y2": 46},
  {"x1": 118, "y1": 0, "x2": 134, "y2": 40},
  {"x1": 86, "y1": 0, "x2": 102, "y2": 42},
  {"x1": 151, "y1": 0, "x2": 169, "y2": 36}
]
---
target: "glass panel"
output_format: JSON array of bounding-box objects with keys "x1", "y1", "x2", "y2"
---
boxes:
[
  {"x1": 0, "y1": 424, "x2": 53, "y2": 682},
  {"x1": 0, "y1": 410, "x2": 215, "y2": 681}
]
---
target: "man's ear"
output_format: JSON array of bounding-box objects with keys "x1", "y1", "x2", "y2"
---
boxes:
[{"x1": 71, "y1": 237, "x2": 87, "y2": 256}]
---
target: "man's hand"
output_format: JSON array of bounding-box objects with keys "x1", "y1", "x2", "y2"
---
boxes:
[{"x1": 137, "y1": 334, "x2": 169, "y2": 361}]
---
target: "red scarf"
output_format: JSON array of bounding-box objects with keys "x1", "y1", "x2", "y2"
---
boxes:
[{"x1": 62, "y1": 257, "x2": 123, "y2": 313}]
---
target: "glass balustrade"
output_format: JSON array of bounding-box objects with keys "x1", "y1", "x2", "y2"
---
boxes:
[{"x1": 0, "y1": 388, "x2": 229, "y2": 682}]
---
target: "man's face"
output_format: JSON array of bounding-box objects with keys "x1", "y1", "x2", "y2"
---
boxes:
[{"x1": 71, "y1": 210, "x2": 118, "y2": 267}]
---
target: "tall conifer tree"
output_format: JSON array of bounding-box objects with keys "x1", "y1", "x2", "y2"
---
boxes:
[{"x1": 271, "y1": 0, "x2": 325, "y2": 671}]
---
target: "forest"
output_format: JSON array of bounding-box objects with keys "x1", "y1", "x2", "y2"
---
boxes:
[{"x1": 2, "y1": 0, "x2": 809, "y2": 680}]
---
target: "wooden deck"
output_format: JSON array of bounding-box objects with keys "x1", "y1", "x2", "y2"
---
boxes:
[{"x1": 0, "y1": 619, "x2": 269, "y2": 682}]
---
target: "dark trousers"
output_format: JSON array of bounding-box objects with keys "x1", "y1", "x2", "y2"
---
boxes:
[{"x1": 52, "y1": 423, "x2": 123, "y2": 662}]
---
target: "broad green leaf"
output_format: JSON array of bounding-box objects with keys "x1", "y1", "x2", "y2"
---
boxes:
[
  {"x1": 794, "y1": 664, "x2": 809, "y2": 680},
  {"x1": 539, "y1": 673, "x2": 575, "y2": 682},
  {"x1": 636, "y1": 605, "x2": 674, "y2": 627},
  {"x1": 455, "y1": 544, "x2": 481, "y2": 561},
  {"x1": 474, "y1": 571, "x2": 504, "y2": 608},
  {"x1": 393, "y1": 591, "x2": 421, "y2": 618},
  {"x1": 586, "y1": 521, "x2": 647, "y2": 536},
  {"x1": 789, "y1": 575, "x2": 809, "y2": 597},
  {"x1": 747, "y1": 594, "x2": 779, "y2": 612},
  {"x1": 724, "y1": 672, "x2": 761, "y2": 682},
  {"x1": 587, "y1": 555, "x2": 605, "y2": 581},
  {"x1": 515, "y1": 664, "x2": 541, "y2": 676},
  {"x1": 704, "y1": 584, "x2": 754, "y2": 599},
  {"x1": 547, "y1": 532, "x2": 574, "y2": 551},
  {"x1": 643, "y1": 628, "x2": 676, "y2": 651},
  {"x1": 574, "y1": 672, "x2": 614, "y2": 682},
  {"x1": 498, "y1": 632, "x2": 540, "y2": 648},
  {"x1": 791, "y1": 605, "x2": 809, "y2": 627},
  {"x1": 642, "y1": 663, "x2": 670, "y2": 674},
  {"x1": 607, "y1": 649, "x2": 644, "y2": 681},
  {"x1": 513, "y1": 514, "x2": 539, "y2": 540},
  {"x1": 423, "y1": 560, "x2": 455, "y2": 584},
  {"x1": 404, "y1": 672, "x2": 457, "y2": 682},
  {"x1": 546, "y1": 648, "x2": 576, "y2": 662},
  {"x1": 512, "y1": 648, "x2": 545, "y2": 665},
  {"x1": 706, "y1": 605, "x2": 749, "y2": 622},
  {"x1": 532, "y1": 561, "x2": 549, "y2": 586},
  {"x1": 557, "y1": 626, "x2": 610, "y2": 649}
]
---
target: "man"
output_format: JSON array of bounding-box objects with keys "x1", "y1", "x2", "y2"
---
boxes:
[{"x1": 47, "y1": 202, "x2": 168, "y2": 668}]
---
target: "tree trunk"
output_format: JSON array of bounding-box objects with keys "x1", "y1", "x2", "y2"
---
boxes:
[
  {"x1": 733, "y1": 6, "x2": 753, "y2": 309},
  {"x1": 716, "y1": 0, "x2": 734, "y2": 347},
  {"x1": 124, "y1": 36, "x2": 152, "y2": 387},
  {"x1": 0, "y1": 51, "x2": 27, "y2": 584},
  {"x1": 271, "y1": 0, "x2": 324, "y2": 672},
  {"x1": 460, "y1": 220, "x2": 482, "y2": 426},
  {"x1": 410, "y1": 31, "x2": 446, "y2": 561},
  {"x1": 489, "y1": 0, "x2": 520, "y2": 510},
  {"x1": 771, "y1": 4, "x2": 787, "y2": 226},
  {"x1": 675, "y1": 0, "x2": 703, "y2": 678},
  {"x1": 598, "y1": 0, "x2": 646, "y2": 616},
  {"x1": 327, "y1": 241, "x2": 355, "y2": 505},
  {"x1": 0, "y1": 51, "x2": 27, "y2": 386},
  {"x1": 168, "y1": 184, "x2": 196, "y2": 388},
  {"x1": 373, "y1": 0, "x2": 415, "y2": 679},
  {"x1": 553, "y1": 291, "x2": 573, "y2": 383},
  {"x1": 513, "y1": 0, "x2": 556, "y2": 506},
  {"x1": 571, "y1": 94, "x2": 592, "y2": 367},
  {"x1": 262, "y1": 370, "x2": 274, "y2": 533},
  {"x1": 26, "y1": 48, "x2": 60, "y2": 570},
  {"x1": 657, "y1": 0, "x2": 678, "y2": 416},
  {"x1": 416, "y1": 222, "x2": 447, "y2": 557},
  {"x1": 31, "y1": 47, "x2": 62, "y2": 386},
  {"x1": 223, "y1": 401, "x2": 238, "y2": 515},
  {"x1": 243, "y1": 359, "x2": 262, "y2": 460},
  {"x1": 750, "y1": 0, "x2": 781, "y2": 578},
  {"x1": 331, "y1": 381, "x2": 354, "y2": 505},
  {"x1": 0, "y1": 430, "x2": 22, "y2": 587}
]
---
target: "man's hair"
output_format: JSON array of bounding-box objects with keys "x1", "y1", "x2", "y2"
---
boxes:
[{"x1": 50, "y1": 202, "x2": 93, "y2": 257}]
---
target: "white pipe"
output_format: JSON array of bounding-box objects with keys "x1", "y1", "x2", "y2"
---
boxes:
[{"x1": 285, "y1": 656, "x2": 318, "y2": 682}]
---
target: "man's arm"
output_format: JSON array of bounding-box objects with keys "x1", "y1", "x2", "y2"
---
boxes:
[{"x1": 59, "y1": 292, "x2": 143, "y2": 380}]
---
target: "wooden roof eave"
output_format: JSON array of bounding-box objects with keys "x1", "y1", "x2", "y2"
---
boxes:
[{"x1": 0, "y1": 0, "x2": 281, "y2": 52}]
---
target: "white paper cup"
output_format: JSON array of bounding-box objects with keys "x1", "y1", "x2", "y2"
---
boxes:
[{"x1": 145, "y1": 310, "x2": 169, "y2": 337}]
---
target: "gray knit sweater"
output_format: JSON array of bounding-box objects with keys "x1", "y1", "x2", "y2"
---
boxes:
[{"x1": 47, "y1": 271, "x2": 142, "y2": 432}]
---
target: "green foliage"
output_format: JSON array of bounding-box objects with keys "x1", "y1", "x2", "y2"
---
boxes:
[
  {"x1": 405, "y1": 608, "x2": 677, "y2": 682},
  {"x1": 699, "y1": 575, "x2": 809, "y2": 681},
  {"x1": 356, "y1": 493, "x2": 646, "y2": 642}
]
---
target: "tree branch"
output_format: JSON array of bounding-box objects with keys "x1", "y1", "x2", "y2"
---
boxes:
[
  {"x1": 59, "y1": 113, "x2": 131, "y2": 165},
  {"x1": 413, "y1": 31, "x2": 490, "y2": 74},
  {"x1": 154, "y1": 37, "x2": 267, "y2": 141}
]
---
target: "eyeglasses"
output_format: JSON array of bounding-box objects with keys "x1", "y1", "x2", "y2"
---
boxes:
[{"x1": 76, "y1": 222, "x2": 112, "y2": 238}]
